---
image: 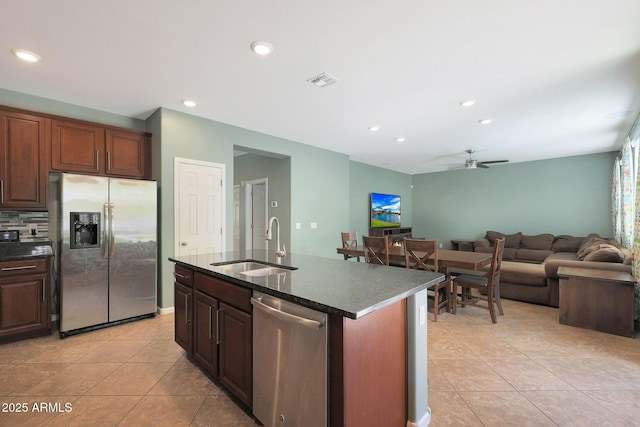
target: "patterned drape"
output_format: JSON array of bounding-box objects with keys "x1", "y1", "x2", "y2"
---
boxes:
[
  {"x1": 613, "y1": 157, "x2": 621, "y2": 242},
  {"x1": 618, "y1": 140, "x2": 635, "y2": 249}
]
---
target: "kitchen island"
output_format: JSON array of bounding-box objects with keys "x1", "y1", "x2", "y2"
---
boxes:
[{"x1": 170, "y1": 250, "x2": 444, "y2": 427}]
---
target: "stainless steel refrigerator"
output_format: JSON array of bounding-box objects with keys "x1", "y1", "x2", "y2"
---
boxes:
[{"x1": 50, "y1": 173, "x2": 157, "y2": 336}]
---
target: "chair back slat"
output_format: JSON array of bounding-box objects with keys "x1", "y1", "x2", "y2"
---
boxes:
[
  {"x1": 363, "y1": 235, "x2": 389, "y2": 265},
  {"x1": 404, "y1": 238, "x2": 438, "y2": 272}
]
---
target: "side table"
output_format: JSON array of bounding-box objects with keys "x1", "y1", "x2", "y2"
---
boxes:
[
  {"x1": 557, "y1": 266, "x2": 636, "y2": 337},
  {"x1": 450, "y1": 239, "x2": 474, "y2": 251}
]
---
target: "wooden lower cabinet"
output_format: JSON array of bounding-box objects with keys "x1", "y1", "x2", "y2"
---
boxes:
[
  {"x1": 174, "y1": 282, "x2": 193, "y2": 356},
  {"x1": 0, "y1": 257, "x2": 51, "y2": 343},
  {"x1": 219, "y1": 302, "x2": 252, "y2": 406},
  {"x1": 174, "y1": 266, "x2": 253, "y2": 407},
  {"x1": 193, "y1": 290, "x2": 219, "y2": 374}
]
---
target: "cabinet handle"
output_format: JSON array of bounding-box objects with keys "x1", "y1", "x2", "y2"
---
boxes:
[
  {"x1": 174, "y1": 272, "x2": 185, "y2": 279},
  {"x1": 185, "y1": 293, "x2": 189, "y2": 324},
  {"x1": 1, "y1": 265, "x2": 37, "y2": 271},
  {"x1": 0, "y1": 180, "x2": 3, "y2": 204},
  {"x1": 216, "y1": 309, "x2": 221, "y2": 344},
  {"x1": 96, "y1": 151, "x2": 99, "y2": 170},
  {"x1": 208, "y1": 305, "x2": 213, "y2": 340},
  {"x1": 107, "y1": 152, "x2": 111, "y2": 171}
]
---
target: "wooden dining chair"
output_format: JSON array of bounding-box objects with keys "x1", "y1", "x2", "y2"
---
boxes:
[
  {"x1": 451, "y1": 238, "x2": 505, "y2": 323},
  {"x1": 341, "y1": 231, "x2": 360, "y2": 262},
  {"x1": 362, "y1": 235, "x2": 389, "y2": 265},
  {"x1": 404, "y1": 238, "x2": 448, "y2": 321}
]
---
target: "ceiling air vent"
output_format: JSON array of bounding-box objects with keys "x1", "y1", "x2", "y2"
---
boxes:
[{"x1": 307, "y1": 72, "x2": 339, "y2": 88}]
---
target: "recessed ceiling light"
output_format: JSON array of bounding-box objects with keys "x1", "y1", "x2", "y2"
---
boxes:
[
  {"x1": 11, "y1": 49, "x2": 41, "y2": 62},
  {"x1": 478, "y1": 119, "x2": 492, "y2": 125},
  {"x1": 395, "y1": 137, "x2": 406, "y2": 143},
  {"x1": 250, "y1": 41, "x2": 274, "y2": 56},
  {"x1": 369, "y1": 126, "x2": 380, "y2": 132},
  {"x1": 460, "y1": 99, "x2": 476, "y2": 107},
  {"x1": 182, "y1": 99, "x2": 197, "y2": 108}
]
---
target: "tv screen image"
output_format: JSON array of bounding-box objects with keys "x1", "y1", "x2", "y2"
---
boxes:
[{"x1": 370, "y1": 193, "x2": 401, "y2": 228}]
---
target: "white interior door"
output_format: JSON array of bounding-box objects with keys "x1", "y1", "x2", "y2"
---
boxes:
[
  {"x1": 175, "y1": 157, "x2": 226, "y2": 256},
  {"x1": 244, "y1": 179, "x2": 268, "y2": 251}
]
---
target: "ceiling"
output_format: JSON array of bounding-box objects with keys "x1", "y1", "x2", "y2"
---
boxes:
[{"x1": 2, "y1": 1, "x2": 639, "y2": 174}]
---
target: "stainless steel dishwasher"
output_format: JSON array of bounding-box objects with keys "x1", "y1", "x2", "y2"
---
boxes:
[{"x1": 252, "y1": 291, "x2": 328, "y2": 427}]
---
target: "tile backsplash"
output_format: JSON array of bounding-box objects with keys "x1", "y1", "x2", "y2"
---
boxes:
[{"x1": 0, "y1": 211, "x2": 49, "y2": 241}]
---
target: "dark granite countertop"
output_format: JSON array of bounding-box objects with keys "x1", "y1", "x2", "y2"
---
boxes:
[
  {"x1": 169, "y1": 250, "x2": 445, "y2": 319},
  {"x1": 0, "y1": 241, "x2": 54, "y2": 261}
]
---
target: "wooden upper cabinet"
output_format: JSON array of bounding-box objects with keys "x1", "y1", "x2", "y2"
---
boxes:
[
  {"x1": 51, "y1": 119, "x2": 105, "y2": 174},
  {"x1": 51, "y1": 119, "x2": 150, "y2": 179},
  {"x1": 0, "y1": 110, "x2": 48, "y2": 209},
  {"x1": 106, "y1": 129, "x2": 149, "y2": 178}
]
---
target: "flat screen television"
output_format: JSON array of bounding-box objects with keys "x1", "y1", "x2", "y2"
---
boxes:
[{"x1": 370, "y1": 193, "x2": 401, "y2": 228}]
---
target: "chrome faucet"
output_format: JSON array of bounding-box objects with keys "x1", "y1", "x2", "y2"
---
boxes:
[{"x1": 266, "y1": 216, "x2": 286, "y2": 260}]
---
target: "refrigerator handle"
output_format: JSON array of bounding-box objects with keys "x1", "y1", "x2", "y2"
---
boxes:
[
  {"x1": 103, "y1": 203, "x2": 109, "y2": 258},
  {"x1": 109, "y1": 203, "x2": 115, "y2": 257}
]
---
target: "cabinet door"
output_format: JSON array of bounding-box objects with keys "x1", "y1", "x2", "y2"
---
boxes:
[
  {"x1": 51, "y1": 119, "x2": 105, "y2": 174},
  {"x1": 0, "y1": 110, "x2": 47, "y2": 209},
  {"x1": 174, "y1": 282, "x2": 193, "y2": 356},
  {"x1": 105, "y1": 129, "x2": 149, "y2": 178},
  {"x1": 194, "y1": 290, "x2": 219, "y2": 376},
  {"x1": 0, "y1": 274, "x2": 48, "y2": 338},
  {"x1": 219, "y1": 302, "x2": 252, "y2": 406}
]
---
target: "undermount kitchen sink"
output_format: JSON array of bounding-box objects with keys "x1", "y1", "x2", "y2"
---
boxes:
[
  {"x1": 240, "y1": 266, "x2": 291, "y2": 277},
  {"x1": 212, "y1": 260, "x2": 296, "y2": 277}
]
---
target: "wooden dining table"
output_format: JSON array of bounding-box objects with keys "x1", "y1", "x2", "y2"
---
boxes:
[{"x1": 336, "y1": 245, "x2": 492, "y2": 273}]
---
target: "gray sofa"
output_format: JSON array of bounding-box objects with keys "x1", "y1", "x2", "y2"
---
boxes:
[{"x1": 472, "y1": 231, "x2": 633, "y2": 307}]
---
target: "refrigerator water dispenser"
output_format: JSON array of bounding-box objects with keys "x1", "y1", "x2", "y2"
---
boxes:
[{"x1": 70, "y1": 212, "x2": 100, "y2": 248}]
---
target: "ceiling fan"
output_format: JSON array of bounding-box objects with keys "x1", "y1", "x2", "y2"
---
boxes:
[{"x1": 461, "y1": 149, "x2": 508, "y2": 169}]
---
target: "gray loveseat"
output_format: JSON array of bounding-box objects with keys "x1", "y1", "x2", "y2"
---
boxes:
[{"x1": 472, "y1": 231, "x2": 633, "y2": 307}]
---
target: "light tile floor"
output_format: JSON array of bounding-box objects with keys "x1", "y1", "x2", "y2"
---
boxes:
[
  {"x1": 1, "y1": 298, "x2": 640, "y2": 426},
  {"x1": 429, "y1": 297, "x2": 640, "y2": 426}
]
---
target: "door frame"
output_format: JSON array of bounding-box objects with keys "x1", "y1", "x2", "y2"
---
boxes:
[
  {"x1": 174, "y1": 157, "x2": 227, "y2": 255},
  {"x1": 244, "y1": 178, "x2": 268, "y2": 252}
]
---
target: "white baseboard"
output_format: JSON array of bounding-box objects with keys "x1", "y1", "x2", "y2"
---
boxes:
[{"x1": 157, "y1": 306, "x2": 175, "y2": 315}]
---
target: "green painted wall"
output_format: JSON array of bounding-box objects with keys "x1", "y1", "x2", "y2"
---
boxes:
[
  {"x1": 234, "y1": 153, "x2": 292, "y2": 254},
  {"x1": 411, "y1": 152, "x2": 617, "y2": 248},
  {"x1": 349, "y1": 161, "x2": 414, "y2": 242}
]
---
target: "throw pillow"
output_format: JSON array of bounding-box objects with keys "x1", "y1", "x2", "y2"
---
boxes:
[
  {"x1": 583, "y1": 245, "x2": 624, "y2": 263},
  {"x1": 577, "y1": 233, "x2": 602, "y2": 255}
]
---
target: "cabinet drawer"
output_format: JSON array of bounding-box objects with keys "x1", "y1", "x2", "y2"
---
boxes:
[
  {"x1": 195, "y1": 272, "x2": 251, "y2": 313},
  {"x1": 0, "y1": 258, "x2": 48, "y2": 278},
  {"x1": 174, "y1": 264, "x2": 193, "y2": 287}
]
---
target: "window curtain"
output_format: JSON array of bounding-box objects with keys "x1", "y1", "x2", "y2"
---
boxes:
[{"x1": 614, "y1": 139, "x2": 635, "y2": 249}]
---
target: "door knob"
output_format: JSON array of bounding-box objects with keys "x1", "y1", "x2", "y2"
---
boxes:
[{"x1": 181, "y1": 242, "x2": 188, "y2": 246}]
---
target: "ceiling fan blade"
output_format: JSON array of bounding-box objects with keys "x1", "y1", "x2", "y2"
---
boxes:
[
  {"x1": 477, "y1": 163, "x2": 490, "y2": 169},
  {"x1": 479, "y1": 160, "x2": 508, "y2": 165}
]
